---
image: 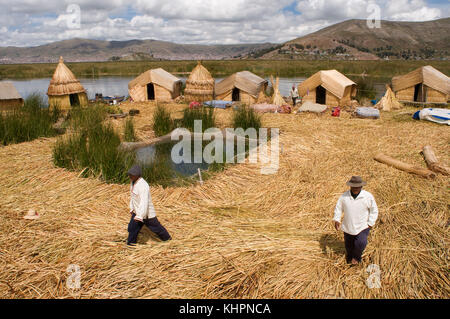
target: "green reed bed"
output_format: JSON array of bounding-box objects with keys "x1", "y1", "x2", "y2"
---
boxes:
[
  {"x1": 123, "y1": 117, "x2": 137, "y2": 142},
  {"x1": 53, "y1": 105, "x2": 179, "y2": 185},
  {"x1": 153, "y1": 105, "x2": 175, "y2": 137},
  {"x1": 2, "y1": 60, "x2": 449, "y2": 80},
  {"x1": 0, "y1": 94, "x2": 60, "y2": 146},
  {"x1": 180, "y1": 107, "x2": 216, "y2": 132},
  {"x1": 232, "y1": 105, "x2": 262, "y2": 134}
]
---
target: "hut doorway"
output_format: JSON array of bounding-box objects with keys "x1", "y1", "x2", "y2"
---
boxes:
[
  {"x1": 147, "y1": 83, "x2": 155, "y2": 100},
  {"x1": 316, "y1": 85, "x2": 326, "y2": 105},
  {"x1": 69, "y1": 94, "x2": 80, "y2": 106},
  {"x1": 232, "y1": 88, "x2": 240, "y2": 101},
  {"x1": 414, "y1": 83, "x2": 427, "y2": 102}
]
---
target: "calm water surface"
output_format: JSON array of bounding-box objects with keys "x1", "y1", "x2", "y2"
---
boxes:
[{"x1": 7, "y1": 76, "x2": 387, "y2": 102}]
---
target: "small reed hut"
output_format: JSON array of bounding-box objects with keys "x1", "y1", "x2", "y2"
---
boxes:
[
  {"x1": 47, "y1": 57, "x2": 88, "y2": 110},
  {"x1": 185, "y1": 61, "x2": 215, "y2": 103},
  {"x1": 392, "y1": 66, "x2": 449, "y2": 103},
  {"x1": 215, "y1": 71, "x2": 268, "y2": 105},
  {"x1": 128, "y1": 68, "x2": 182, "y2": 102},
  {"x1": 0, "y1": 82, "x2": 24, "y2": 111},
  {"x1": 298, "y1": 70, "x2": 356, "y2": 107}
]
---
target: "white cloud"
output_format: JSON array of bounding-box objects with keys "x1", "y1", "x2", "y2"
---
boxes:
[
  {"x1": 386, "y1": 0, "x2": 441, "y2": 21},
  {"x1": 0, "y1": 0, "x2": 446, "y2": 47}
]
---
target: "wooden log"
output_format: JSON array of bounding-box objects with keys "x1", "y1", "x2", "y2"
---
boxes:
[
  {"x1": 118, "y1": 128, "x2": 258, "y2": 152},
  {"x1": 109, "y1": 113, "x2": 128, "y2": 119},
  {"x1": 374, "y1": 153, "x2": 436, "y2": 179},
  {"x1": 420, "y1": 145, "x2": 450, "y2": 176}
]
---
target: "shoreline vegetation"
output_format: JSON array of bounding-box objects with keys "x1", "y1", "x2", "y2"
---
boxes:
[
  {"x1": 1, "y1": 60, "x2": 449, "y2": 80},
  {"x1": 0, "y1": 94, "x2": 61, "y2": 145}
]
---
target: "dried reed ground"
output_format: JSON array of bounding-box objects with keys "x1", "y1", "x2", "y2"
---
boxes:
[{"x1": 0, "y1": 102, "x2": 448, "y2": 299}]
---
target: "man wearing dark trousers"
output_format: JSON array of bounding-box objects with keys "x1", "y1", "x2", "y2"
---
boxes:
[
  {"x1": 127, "y1": 165, "x2": 171, "y2": 246},
  {"x1": 333, "y1": 176, "x2": 378, "y2": 265}
]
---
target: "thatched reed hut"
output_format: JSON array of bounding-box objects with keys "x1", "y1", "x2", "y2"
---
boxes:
[
  {"x1": 47, "y1": 57, "x2": 88, "y2": 110},
  {"x1": 128, "y1": 68, "x2": 182, "y2": 103},
  {"x1": 298, "y1": 70, "x2": 356, "y2": 107},
  {"x1": 215, "y1": 71, "x2": 268, "y2": 105},
  {"x1": 185, "y1": 61, "x2": 215, "y2": 103},
  {"x1": 392, "y1": 66, "x2": 449, "y2": 103},
  {"x1": 0, "y1": 82, "x2": 24, "y2": 111}
]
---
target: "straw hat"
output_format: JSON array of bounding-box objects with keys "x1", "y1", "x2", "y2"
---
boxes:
[
  {"x1": 23, "y1": 209, "x2": 40, "y2": 220},
  {"x1": 346, "y1": 176, "x2": 367, "y2": 187}
]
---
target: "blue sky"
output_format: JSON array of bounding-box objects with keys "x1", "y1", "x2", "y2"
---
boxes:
[{"x1": 0, "y1": 0, "x2": 448, "y2": 47}]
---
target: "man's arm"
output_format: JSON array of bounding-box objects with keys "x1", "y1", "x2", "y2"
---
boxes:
[
  {"x1": 333, "y1": 196, "x2": 343, "y2": 231},
  {"x1": 367, "y1": 196, "x2": 379, "y2": 228}
]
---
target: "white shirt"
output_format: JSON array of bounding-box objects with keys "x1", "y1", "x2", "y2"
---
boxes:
[
  {"x1": 333, "y1": 190, "x2": 378, "y2": 235},
  {"x1": 129, "y1": 178, "x2": 156, "y2": 220},
  {"x1": 290, "y1": 88, "x2": 299, "y2": 98}
]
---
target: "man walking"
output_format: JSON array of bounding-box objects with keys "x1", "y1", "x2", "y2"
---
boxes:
[
  {"x1": 333, "y1": 176, "x2": 378, "y2": 265},
  {"x1": 290, "y1": 85, "x2": 299, "y2": 106},
  {"x1": 127, "y1": 165, "x2": 171, "y2": 246}
]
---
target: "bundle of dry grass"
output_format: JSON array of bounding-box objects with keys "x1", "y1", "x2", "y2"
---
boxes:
[
  {"x1": 0, "y1": 103, "x2": 449, "y2": 299},
  {"x1": 270, "y1": 76, "x2": 286, "y2": 107},
  {"x1": 375, "y1": 85, "x2": 403, "y2": 111},
  {"x1": 47, "y1": 57, "x2": 88, "y2": 110},
  {"x1": 185, "y1": 61, "x2": 215, "y2": 103}
]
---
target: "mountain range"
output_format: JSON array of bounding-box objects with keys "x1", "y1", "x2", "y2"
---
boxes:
[{"x1": 0, "y1": 18, "x2": 448, "y2": 63}]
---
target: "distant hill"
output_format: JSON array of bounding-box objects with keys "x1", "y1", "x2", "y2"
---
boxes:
[
  {"x1": 1, "y1": 18, "x2": 449, "y2": 63},
  {"x1": 0, "y1": 39, "x2": 276, "y2": 63},
  {"x1": 253, "y1": 18, "x2": 450, "y2": 60}
]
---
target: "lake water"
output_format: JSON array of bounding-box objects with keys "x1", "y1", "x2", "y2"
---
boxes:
[
  {"x1": 136, "y1": 139, "x2": 258, "y2": 177},
  {"x1": 6, "y1": 76, "x2": 387, "y2": 103}
]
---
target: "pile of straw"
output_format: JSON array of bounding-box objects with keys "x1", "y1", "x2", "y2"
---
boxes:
[
  {"x1": 270, "y1": 76, "x2": 286, "y2": 107},
  {"x1": 375, "y1": 85, "x2": 403, "y2": 111},
  {"x1": 0, "y1": 102, "x2": 448, "y2": 298},
  {"x1": 184, "y1": 61, "x2": 215, "y2": 103}
]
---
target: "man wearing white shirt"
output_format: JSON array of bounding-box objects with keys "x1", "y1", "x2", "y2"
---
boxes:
[
  {"x1": 333, "y1": 176, "x2": 378, "y2": 265},
  {"x1": 127, "y1": 165, "x2": 171, "y2": 246}
]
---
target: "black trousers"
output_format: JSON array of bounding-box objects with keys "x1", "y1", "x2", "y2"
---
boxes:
[
  {"x1": 344, "y1": 228, "x2": 370, "y2": 263},
  {"x1": 292, "y1": 97, "x2": 297, "y2": 105},
  {"x1": 127, "y1": 213, "x2": 171, "y2": 245}
]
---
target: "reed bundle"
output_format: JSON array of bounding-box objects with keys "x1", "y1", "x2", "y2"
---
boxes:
[{"x1": 0, "y1": 102, "x2": 448, "y2": 299}]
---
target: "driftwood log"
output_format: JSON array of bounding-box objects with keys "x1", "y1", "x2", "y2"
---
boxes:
[
  {"x1": 420, "y1": 145, "x2": 450, "y2": 176},
  {"x1": 109, "y1": 113, "x2": 128, "y2": 119},
  {"x1": 374, "y1": 153, "x2": 436, "y2": 179},
  {"x1": 119, "y1": 128, "x2": 259, "y2": 152}
]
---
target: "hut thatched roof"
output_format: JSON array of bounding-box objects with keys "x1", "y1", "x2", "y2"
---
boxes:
[
  {"x1": 215, "y1": 71, "x2": 267, "y2": 98},
  {"x1": 392, "y1": 65, "x2": 450, "y2": 95},
  {"x1": 0, "y1": 82, "x2": 23, "y2": 100},
  {"x1": 298, "y1": 70, "x2": 356, "y2": 99},
  {"x1": 128, "y1": 68, "x2": 181, "y2": 93},
  {"x1": 47, "y1": 57, "x2": 86, "y2": 96},
  {"x1": 186, "y1": 61, "x2": 214, "y2": 86}
]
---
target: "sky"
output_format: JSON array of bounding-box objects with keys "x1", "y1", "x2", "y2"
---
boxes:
[{"x1": 0, "y1": 0, "x2": 449, "y2": 47}]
